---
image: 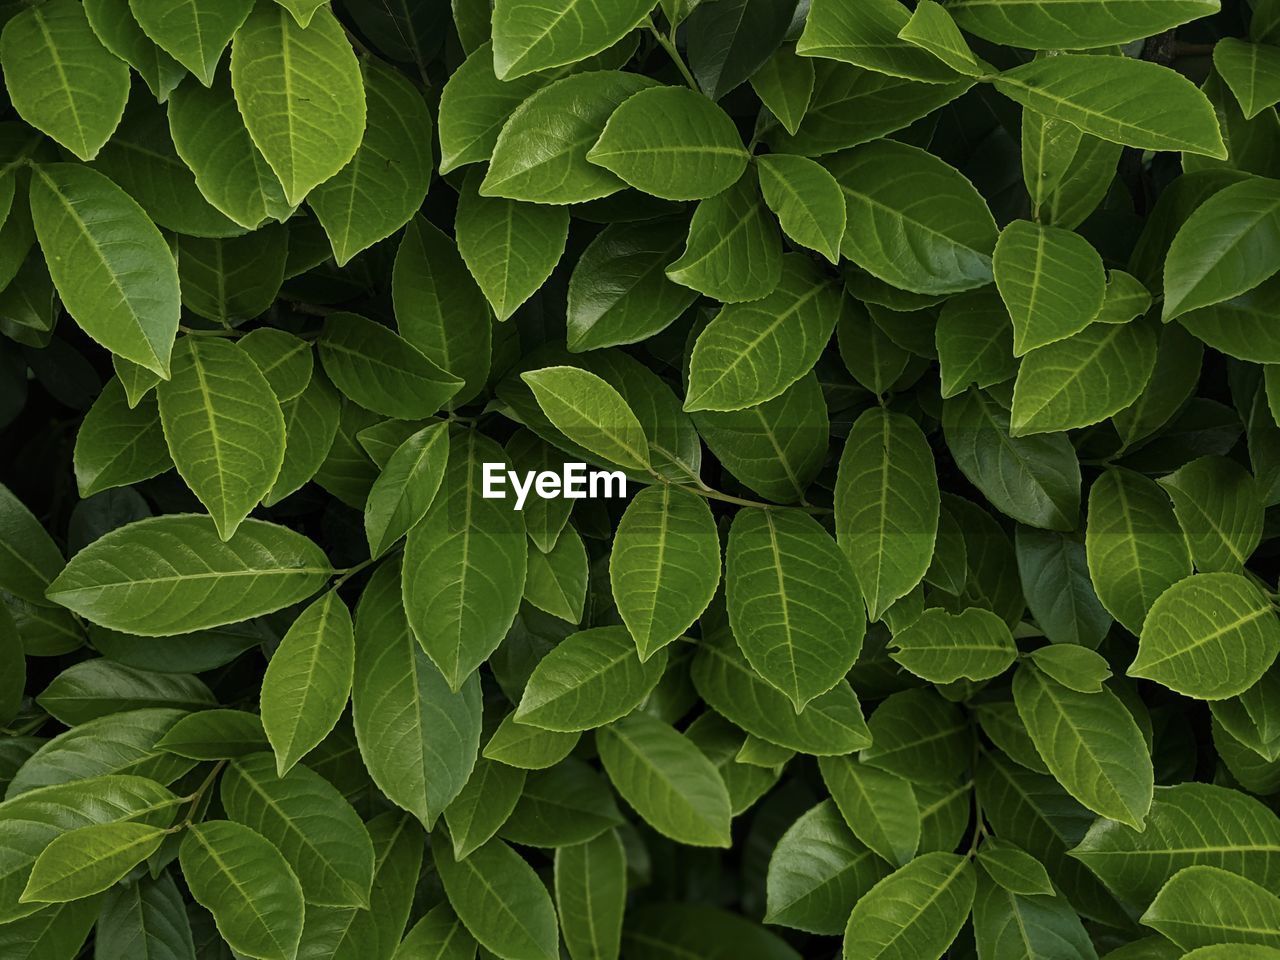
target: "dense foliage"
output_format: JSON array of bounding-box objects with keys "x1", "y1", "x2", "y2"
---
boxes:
[{"x1": 3, "y1": 0, "x2": 1280, "y2": 957}]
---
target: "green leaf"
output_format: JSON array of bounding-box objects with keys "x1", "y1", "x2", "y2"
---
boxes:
[
  {"x1": 483, "y1": 71, "x2": 656, "y2": 204},
  {"x1": 555, "y1": 829, "x2": 626, "y2": 960},
  {"x1": 751, "y1": 43, "x2": 815, "y2": 137},
  {"x1": 364, "y1": 422, "x2": 449, "y2": 558},
  {"x1": 897, "y1": 0, "x2": 985, "y2": 77},
  {"x1": 0, "y1": 897, "x2": 102, "y2": 960},
  {"x1": 1086, "y1": 468, "x2": 1191, "y2": 635},
  {"x1": 1141, "y1": 866, "x2": 1280, "y2": 951},
  {"x1": 500, "y1": 757, "x2": 622, "y2": 848},
  {"x1": 942, "y1": 388, "x2": 1081, "y2": 531},
  {"x1": 622, "y1": 903, "x2": 801, "y2": 960},
  {"x1": 94, "y1": 873, "x2": 196, "y2": 960},
  {"x1": 949, "y1": 0, "x2": 1218, "y2": 48},
  {"x1": 0, "y1": 482, "x2": 66, "y2": 606},
  {"x1": 841, "y1": 853, "x2": 976, "y2": 960},
  {"x1": 320, "y1": 312, "x2": 462, "y2": 419},
  {"x1": 157, "y1": 709, "x2": 268, "y2": 759},
  {"x1": 726, "y1": 508, "x2": 864, "y2": 709},
  {"x1": 755, "y1": 153, "x2": 847, "y2": 263},
  {"x1": 587, "y1": 86, "x2": 748, "y2": 201},
  {"x1": 431, "y1": 834, "x2": 560, "y2": 960},
  {"x1": 230, "y1": 4, "x2": 365, "y2": 205},
  {"x1": 261, "y1": 590, "x2": 354, "y2": 776},
  {"x1": 665, "y1": 169, "x2": 782, "y2": 302},
  {"x1": 264, "y1": 372, "x2": 341, "y2": 506},
  {"x1": 889, "y1": 607, "x2": 1017, "y2": 683},
  {"x1": 994, "y1": 220, "x2": 1107, "y2": 356},
  {"x1": 455, "y1": 170, "x2": 569, "y2": 320},
  {"x1": 309, "y1": 57, "x2": 433, "y2": 265},
  {"x1": 21, "y1": 821, "x2": 166, "y2": 903},
  {"x1": 1132, "y1": 572, "x2": 1280, "y2": 699},
  {"x1": 992, "y1": 55, "x2": 1227, "y2": 159},
  {"x1": 179, "y1": 821, "x2": 304, "y2": 960},
  {"x1": 522, "y1": 529, "x2": 585, "y2": 620},
  {"x1": 862, "y1": 688, "x2": 969, "y2": 784},
  {"x1": 765, "y1": 799, "x2": 891, "y2": 935},
  {"x1": 1013, "y1": 664, "x2": 1153, "y2": 829},
  {"x1": 935, "y1": 288, "x2": 1018, "y2": 399},
  {"x1": 484, "y1": 713, "x2": 581, "y2": 770},
  {"x1": 797, "y1": 0, "x2": 965, "y2": 83},
  {"x1": 35, "y1": 659, "x2": 214, "y2": 725},
  {"x1": 1028, "y1": 646, "x2": 1112, "y2": 693},
  {"x1": 836, "y1": 408, "x2": 939, "y2": 619},
  {"x1": 686, "y1": 0, "x2": 795, "y2": 100},
  {"x1": 394, "y1": 903, "x2": 479, "y2": 960},
  {"x1": 156, "y1": 337, "x2": 286, "y2": 540},
  {"x1": 1215, "y1": 38, "x2": 1280, "y2": 119},
  {"x1": 1158, "y1": 455, "x2": 1264, "y2": 573},
  {"x1": 611, "y1": 484, "x2": 721, "y2": 660},
  {"x1": 598, "y1": 712, "x2": 733, "y2": 848},
  {"x1": 1016, "y1": 527, "x2": 1111, "y2": 649},
  {"x1": 129, "y1": 0, "x2": 252, "y2": 86},
  {"x1": 0, "y1": 0, "x2": 129, "y2": 160},
  {"x1": 490, "y1": 0, "x2": 649, "y2": 78},
  {"x1": 522, "y1": 366, "x2": 651, "y2": 470},
  {"x1": 977, "y1": 839, "x2": 1055, "y2": 896},
  {"x1": 83, "y1": 0, "x2": 185, "y2": 103},
  {"x1": 1162, "y1": 176, "x2": 1280, "y2": 322},
  {"x1": 29, "y1": 163, "x2": 180, "y2": 377},
  {"x1": 972, "y1": 871, "x2": 1095, "y2": 960},
  {"x1": 238, "y1": 328, "x2": 312, "y2": 403},
  {"x1": 46, "y1": 516, "x2": 331, "y2": 635},
  {"x1": 825, "y1": 140, "x2": 998, "y2": 295},
  {"x1": 220, "y1": 752, "x2": 375, "y2": 908},
  {"x1": 353, "y1": 559, "x2": 482, "y2": 827},
  {"x1": 819, "y1": 755, "x2": 920, "y2": 867},
  {"x1": 443, "y1": 758, "x2": 526, "y2": 859},
  {"x1": 685, "y1": 255, "x2": 841, "y2": 412},
  {"x1": 403, "y1": 429, "x2": 528, "y2": 689}
]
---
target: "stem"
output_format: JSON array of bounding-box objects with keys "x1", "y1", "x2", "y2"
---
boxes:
[
  {"x1": 332, "y1": 551, "x2": 388, "y2": 589},
  {"x1": 179, "y1": 325, "x2": 239, "y2": 338},
  {"x1": 669, "y1": 479, "x2": 832, "y2": 514},
  {"x1": 178, "y1": 760, "x2": 227, "y2": 829},
  {"x1": 647, "y1": 18, "x2": 699, "y2": 91}
]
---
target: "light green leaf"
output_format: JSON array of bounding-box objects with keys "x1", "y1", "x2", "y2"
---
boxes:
[
  {"x1": 1, "y1": 0, "x2": 129, "y2": 160},
  {"x1": 1132, "y1": 572, "x2": 1280, "y2": 699},
  {"x1": 755, "y1": 153, "x2": 846, "y2": 263},
  {"x1": 598, "y1": 712, "x2": 733, "y2": 848},
  {"x1": 484, "y1": 714, "x2": 581, "y2": 770},
  {"x1": 835, "y1": 408, "x2": 939, "y2": 619},
  {"x1": 992, "y1": 55, "x2": 1226, "y2": 159},
  {"x1": 948, "y1": 0, "x2": 1219, "y2": 48},
  {"x1": 157, "y1": 337, "x2": 285, "y2": 540},
  {"x1": 270, "y1": 0, "x2": 327, "y2": 28},
  {"x1": 1158, "y1": 455, "x2": 1263, "y2": 573},
  {"x1": 797, "y1": 0, "x2": 964, "y2": 83},
  {"x1": 726, "y1": 508, "x2": 864, "y2": 710},
  {"x1": 1215, "y1": 38, "x2": 1280, "y2": 119},
  {"x1": 555, "y1": 829, "x2": 626, "y2": 960},
  {"x1": 1141, "y1": 866, "x2": 1280, "y2": 951},
  {"x1": 522, "y1": 366, "x2": 651, "y2": 470},
  {"x1": 751, "y1": 44, "x2": 815, "y2": 137},
  {"x1": 83, "y1": 0, "x2": 185, "y2": 103},
  {"x1": 889, "y1": 607, "x2": 1017, "y2": 683},
  {"x1": 45, "y1": 516, "x2": 330, "y2": 635},
  {"x1": 230, "y1": 4, "x2": 365, "y2": 205},
  {"x1": 29, "y1": 163, "x2": 180, "y2": 378},
  {"x1": 129, "y1": 0, "x2": 252, "y2": 86},
  {"x1": 364, "y1": 422, "x2": 449, "y2": 558},
  {"x1": 819, "y1": 755, "x2": 919, "y2": 867},
  {"x1": 977, "y1": 839, "x2": 1055, "y2": 896},
  {"x1": 935, "y1": 288, "x2": 1018, "y2": 399},
  {"x1": 610, "y1": 484, "x2": 721, "y2": 660},
  {"x1": 21, "y1": 821, "x2": 165, "y2": 904},
  {"x1": 309, "y1": 57, "x2": 433, "y2": 265},
  {"x1": 1028, "y1": 646, "x2": 1111, "y2": 693},
  {"x1": 1013, "y1": 664, "x2": 1153, "y2": 829},
  {"x1": 897, "y1": 0, "x2": 985, "y2": 77},
  {"x1": 826, "y1": 140, "x2": 997, "y2": 295},
  {"x1": 490, "y1": 0, "x2": 649, "y2": 78},
  {"x1": 685, "y1": 255, "x2": 841, "y2": 412},
  {"x1": 179, "y1": 821, "x2": 304, "y2": 960},
  {"x1": 261, "y1": 590, "x2": 354, "y2": 777},
  {"x1": 841, "y1": 853, "x2": 976, "y2": 960},
  {"x1": 264, "y1": 372, "x2": 341, "y2": 506},
  {"x1": 238, "y1": 328, "x2": 312, "y2": 403},
  {"x1": 587, "y1": 86, "x2": 748, "y2": 201}
]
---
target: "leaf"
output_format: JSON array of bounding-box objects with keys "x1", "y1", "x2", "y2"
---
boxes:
[
  {"x1": 21, "y1": 821, "x2": 166, "y2": 903},
  {"x1": 841, "y1": 853, "x2": 976, "y2": 960},
  {"x1": 610, "y1": 484, "x2": 721, "y2": 660},
  {"x1": 765, "y1": 800, "x2": 891, "y2": 935},
  {"x1": 889, "y1": 607, "x2": 1017, "y2": 683},
  {"x1": 0, "y1": 0, "x2": 130, "y2": 160},
  {"x1": 1158, "y1": 455, "x2": 1264, "y2": 573},
  {"x1": 484, "y1": 714, "x2": 580, "y2": 770},
  {"x1": 1132, "y1": 572, "x2": 1280, "y2": 699},
  {"x1": 455, "y1": 171, "x2": 570, "y2": 320},
  {"x1": 665, "y1": 169, "x2": 782, "y2": 302},
  {"x1": 862, "y1": 688, "x2": 969, "y2": 784},
  {"x1": 587, "y1": 86, "x2": 748, "y2": 201},
  {"x1": 394, "y1": 903, "x2": 479, "y2": 960},
  {"x1": 1141, "y1": 866, "x2": 1280, "y2": 950},
  {"x1": 483, "y1": 71, "x2": 656, "y2": 204},
  {"x1": 365, "y1": 446, "x2": 454, "y2": 565},
  {"x1": 948, "y1": 0, "x2": 1219, "y2": 48},
  {"x1": 897, "y1": 0, "x2": 985, "y2": 77},
  {"x1": 29, "y1": 163, "x2": 180, "y2": 377},
  {"x1": 797, "y1": 0, "x2": 965, "y2": 83},
  {"x1": 500, "y1": 757, "x2": 622, "y2": 848},
  {"x1": 555, "y1": 829, "x2": 626, "y2": 960},
  {"x1": 309, "y1": 57, "x2": 433, "y2": 265},
  {"x1": 129, "y1": 0, "x2": 252, "y2": 86},
  {"x1": 220, "y1": 752, "x2": 375, "y2": 908},
  {"x1": 319, "y1": 312, "x2": 462, "y2": 419},
  {"x1": 261, "y1": 590, "x2": 355, "y2": 776},
  {"x1": 622, "y1": 903, "x2": 801, "y2": 959},
  {"x1": 977, "y1": 839, "x2": 1055, "y2": 896},
  {"x1": 179, "y1": 821, "x2": 304, "y2": 960},
  {"x1": 992, "y1": 55, "x2": 1227, "y2": 159},
  {"x1": 825, "y1": 140, "x2": 998, "y2": 295},
  {"x1": 835, "y1": 408, "x2": 939, "y2": 619},
  {"x1": 819, "y1": 755, "x2": 920, "y2": 867},
  {"x1": 402, "y1": 429, "x2": 527, "y2": 689},
  {"x1": 1013, "y1": 664, "x2": 1153, "y2": 829},
  {"x1": 0, "y1": 482, "x2": 66, "y2": 606},
  {"x1": 1015, "y1": 527, "x2": 1111, "y2": 649},
  {"x1": 35, "y1": 659, "x2": 214, "y2": 725},
  {"x1": 83, "y1": 0, "x2": 185, "y2": 103},
  {"x1": 1215, "y1": 38, "x2": 1280, "y2": 119},
  {"x1": 156, "y1": 337, "x2": 286, "y2": 540},
  {"x1": 491, "y1": 0, "x2": 650, "y2": 78},
  {"x1": 685, "y1": 254, "x2": 841, "y2": 412},
  {"x1": 238, "y1": 328, "x2": 312, "y2": 404},
  {"x1": 431, "y1": 834, "x2": 560, "y2": 960},
  {"x1": 598, "y1": 712, "x2": 733, "y2": 848},
  {"x1": 157, "y1": 709, "x2": 267, "y2": 759},
  {"x1": 725, "y1": 507, "x2": 864, "y2": 709},
  {"x1": 264, "y1": 373, "x2": 341, "y2": 506},
  {"x1": 756, "y1": 153, "x2": 846, "y2": 263},
  {"x1": 522, "y1": 366, "x2": 651, "y2": 470},
  {"x1": 353, "y1": 559, "x2": 483, "y2": 828},
  {"x1": 230, "y1": 4, "x2": 366, "y2": 205},
  {"x1": 1029, "y1": 646, "x2": 1112, "y2": 693},
  {"x1": 971, "y1": 871, "x2": 1095, "y2": 960},
  {"x1": 46, "y1": 516, "x2": 331, "y2": 635},
  {"x1": 935, "y1": 289, "x2": 1018, "y2": 399},
  {"x1": 443, "y1": 758, "x2": 526, "y2": 859},
  {"x1": 994, "y1": 220, "x2": 1107, "y2": 356},
  {"x1": 94, "y1": 873, "x2": 196, "y2": 960},
  {"x1": 751, "y1": 43, "x2": 815, "y2": 137}
]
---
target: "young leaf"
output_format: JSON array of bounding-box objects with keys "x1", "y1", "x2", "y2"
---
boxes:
[
  {"x1": 129, "y1": 0, "x2": 252, "y2": 87},
  {"x1": 21, "y1": 821, "x2": 166, "y2": 903},
  {"x1": 1141, "y1": 866, "x2": 1280, "y2": 951},
  {"x1": 797, "y1": 0, "x2": 965, "y2": 83},
  {"x1": 363, "y1": 422, "x2": 450, "y2": 558},
  {"x1": 521, "y1": 366, "x2": 652, "y2": 470},
  {"x1": 491, "y1": 0, "x2": 650, "y2": 78},
  {"x1": 841, "y1": 853, "x2": 976, "y2": 960},
  {"x1": 819, "y1": 755, "x2": 920, "y2": 867},
  {"x1": 555, "y1": 829, "x2": 626, "y2": 960},
  {"x1": 755, "y1": 153, "x2": 847, "y2": 263},
  {"x1": 889, "y1": 607, "x2": 1017, "y2": 683}
]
